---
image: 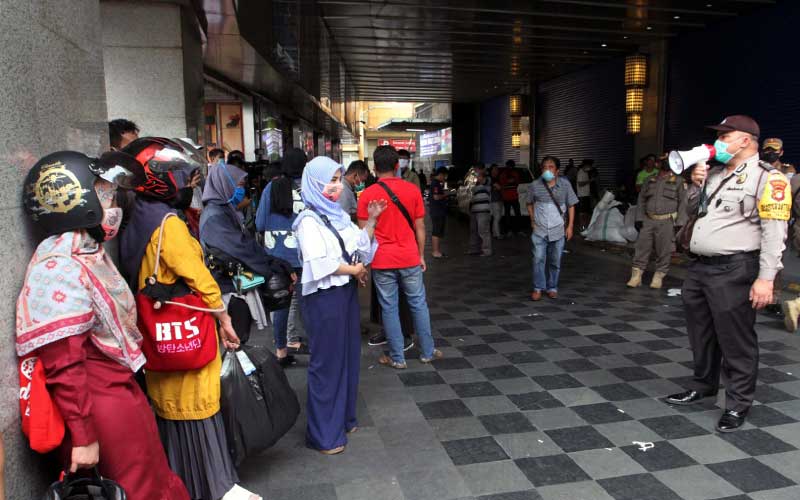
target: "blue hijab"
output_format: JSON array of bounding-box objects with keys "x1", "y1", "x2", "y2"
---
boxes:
[{"x1": 293, "y1": 156, "x2": 351, "y2": 230}]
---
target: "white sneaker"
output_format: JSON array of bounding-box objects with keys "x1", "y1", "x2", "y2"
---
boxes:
[{"x1": 222, "y1": 484, "x2": 262, "y2": 500}]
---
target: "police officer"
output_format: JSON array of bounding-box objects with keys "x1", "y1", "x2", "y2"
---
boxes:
[
  {"x1": 761, "y1": 138, "x2": 794, "y2": 315},
  {"x1": 627, "y1": 155, "x2": 688, "y2": 289},
  {"x1": 762, "y1": 137, "x2": 796, "y2": 177},
  {"x1": 665, "y1": 115, "x2": 790, "y2": 432}
]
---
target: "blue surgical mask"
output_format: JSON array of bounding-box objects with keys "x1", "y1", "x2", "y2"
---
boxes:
[
  {"x1": 714, "y1": 138, "x2": 743, "y2": 164},
  {"x1": 221, "y1": 163, "x2": 246, "y2": 205},
  {"x1": 355, "y1": 182, "x2": 366, "y2": 192},
  {"x1": 542, "y1": 170, "x2": 556, "y2": 182}
]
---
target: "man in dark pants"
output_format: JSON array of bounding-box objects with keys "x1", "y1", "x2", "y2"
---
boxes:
[{"x1": 666, "y1": 115, "x2": 790, "y2": 432}]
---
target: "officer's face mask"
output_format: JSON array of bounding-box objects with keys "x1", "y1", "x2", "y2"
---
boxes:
[
  {"x1": 713, "y1": 135, "x2": 748, "y2": 164},
  {"x1": 761, "y1": 150, "x2": 781, "y2": 164}
]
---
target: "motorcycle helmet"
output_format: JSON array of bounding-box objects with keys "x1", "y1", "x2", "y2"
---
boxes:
[
  {"x1": 23, "y1": 151, "x2": 144, "y2": 237},
  {"x1": 260, "y1": 273, "x2": 293, "y2": 311},
  {"x1": 121, "y1": 137, "x2": 203, "y2": 201},
  {"x1": 43, "y1": 468, "x2": 127, "y2": 500}
]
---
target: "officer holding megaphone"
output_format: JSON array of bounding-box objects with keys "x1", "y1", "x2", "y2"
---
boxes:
[{"x1": 664, "y1": 115, "x2": 791, "y2": 433}]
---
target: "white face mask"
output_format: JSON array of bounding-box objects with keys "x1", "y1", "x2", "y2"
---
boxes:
[{"x1": 398, "y1": 159, "x2": 410, "y2": 170}]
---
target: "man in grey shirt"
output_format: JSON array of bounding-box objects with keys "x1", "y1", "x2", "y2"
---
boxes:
[
  {"x1": 526, "y1": 156, "x2": 579, "y2": 301},
  {"x1": 339, "y1": 160, "x2": 369, "y2": 220}
]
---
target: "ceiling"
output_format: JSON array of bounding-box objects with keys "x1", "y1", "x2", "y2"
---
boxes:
[{"x1": 318, "y1": 0, "x2": 776, "y2": 102}]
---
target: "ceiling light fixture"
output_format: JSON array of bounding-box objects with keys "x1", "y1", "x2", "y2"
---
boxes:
[
  {"x1": 601, "y1": 43, "x2": 608, "y2": 47},
  {"x1": 646, "y1": 26, "x2": 653, "y2": 30},
  {"x1": 406, "y1": 128, "x2": 426, "y2": 132},
  {"x1": 673, "y1": 15, "x2": 680, "y2": 19}
]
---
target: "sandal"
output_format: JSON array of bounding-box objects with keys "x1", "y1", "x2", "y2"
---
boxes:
[
  {"x1": 222, "y1": 484, "x2": 262, "y2": 500},
  {"x1": 420, "y1": 349, "x2": 444, "y2": 364},
  {"x1": 378, "y1": 354, "x2": 407, "y2": 369},
  {"x1": 347, "y1": 426, "x2": 358, "y2": 434},
  {"x1": 320, "y1": 445, "x2": 345, "y2": 455},
  {"x1": 277, "y1": 355, "x2": 297, "y2": 368}
]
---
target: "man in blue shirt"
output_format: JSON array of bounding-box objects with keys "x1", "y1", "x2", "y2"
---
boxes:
[{"x1": 526, "y1": 156, "x2": 579, "y2": 301}]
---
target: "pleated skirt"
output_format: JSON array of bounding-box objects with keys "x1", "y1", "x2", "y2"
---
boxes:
[{"x1": 156, "y1": 412, "x2": 239, "y2": 500}]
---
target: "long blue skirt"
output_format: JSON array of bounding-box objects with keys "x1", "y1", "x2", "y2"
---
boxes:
[{"x1": 301, "y1": 281, "x2": 361, "y2": 451}]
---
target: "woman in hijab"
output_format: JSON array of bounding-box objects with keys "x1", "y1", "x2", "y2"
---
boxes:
[
  {"x1": 199, "y1": 158, "x2": 293, "y2": 350},
  {"x1": 294, "y1": 157, "x2": 387, "y2": 455},
  {"x1": 119, "y1": 138, "x2": 261, "y2": 500},
  {"x1": 255, "y1": 148, "x2": 308, "y2": 361},
  {"x1": 16, "y1": 151, "x2": 189, "y2": 500}
]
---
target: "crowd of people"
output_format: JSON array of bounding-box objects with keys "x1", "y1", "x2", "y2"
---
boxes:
[
  {"x1": 12, "y1": 112, "x2": 800, "y2": 500},
  {"x1": 13, "y1": 120, "x2": 447, "y2": 499}
]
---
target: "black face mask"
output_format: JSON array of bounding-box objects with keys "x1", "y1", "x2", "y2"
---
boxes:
[
  {"x1": 761, "y1": 151, "x2": 780, "y2": 164},
  {"x1": 173, "y1": 187, "x2": 194, "y2": 209}
]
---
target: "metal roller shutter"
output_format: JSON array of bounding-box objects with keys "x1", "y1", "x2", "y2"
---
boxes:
[
  {"x1": 480, "y1": 95, "x2": 520, "y2": 166},
  {"x1": 535, "y1": 58, "x2": 632, "y2": 189},
  {"x1": 665, "y1": 2, "x2": 800, "y2": 164}
]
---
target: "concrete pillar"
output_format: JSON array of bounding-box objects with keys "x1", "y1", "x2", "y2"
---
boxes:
[
  {"x1": 634, "y1": 40, "x2": 669, "y2": 162},
  {"x1": 0, "y1": 0, "x2": 110, "y2": 497},
  {"x1": 100, "y1": 0, "x2": 204, "y2": 140}
]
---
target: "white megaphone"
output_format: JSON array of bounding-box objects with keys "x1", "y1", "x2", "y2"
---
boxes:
[{"x1": 667, "y1": 144, "x2": 717, "y2": 175}]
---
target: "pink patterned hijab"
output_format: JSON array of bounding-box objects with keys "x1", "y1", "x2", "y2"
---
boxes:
[{"x1": 16, "y1": 231, "x2": 145, "y2": 371}]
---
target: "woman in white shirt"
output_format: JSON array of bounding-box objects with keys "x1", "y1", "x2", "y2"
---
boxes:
[{"x1": 293, "y1": 156, "x2": 386, "y2": 455}]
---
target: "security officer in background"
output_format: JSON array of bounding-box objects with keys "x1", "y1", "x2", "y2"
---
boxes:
[
  {"x1": 762, "y1": 137, "x2": 796, "y2": 177},
  {"x1": 665, "y1": 115, "x2": 791, "y2": 432},
  {"x1": 761, "y1": 138, "x2": 794, "y2": 315},
  {"x1": 627, "y1": 154, "x2": 688, "y2": 289}
]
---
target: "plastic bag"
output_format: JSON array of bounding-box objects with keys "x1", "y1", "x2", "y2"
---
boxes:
[
  {"x1": 242, "y1": 345, "x2": 300, "y2": 447},
  {"x1": 220, "y1": 350, "x2": 273, "y2": 466},
  {"x1": 220, "y1": 346, "x2": 299, "y2": 466}
]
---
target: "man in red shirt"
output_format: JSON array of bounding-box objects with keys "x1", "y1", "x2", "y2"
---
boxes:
[{"x1": 358, "y1": 146, "x2": 442, "y2": 368}]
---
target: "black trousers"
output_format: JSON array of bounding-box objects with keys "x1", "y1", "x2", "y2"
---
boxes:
[{"x1": 682, "y1": 256, "x2": 759, "y2": 412}]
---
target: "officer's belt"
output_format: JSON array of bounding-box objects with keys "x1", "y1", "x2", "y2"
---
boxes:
[
  {"x1": 690, "y1": 250, "x2": 759, "y2": 266},
  {"x1": 646, "y1": 212, "x2": 677, "y2": 221}
]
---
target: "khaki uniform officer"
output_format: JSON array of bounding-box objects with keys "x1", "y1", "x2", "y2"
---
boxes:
[
  {"x1": 627, "y1": 164, "x2": 688, "y2": 289},
  {"x1": 666, "y1": 115, "x2": 790, "y2": 433}
]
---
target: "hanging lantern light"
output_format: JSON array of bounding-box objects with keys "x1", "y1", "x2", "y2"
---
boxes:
[
  {"x1": 627, "y1": 113, "x2": 642, "y2": 134},
  {"x1": 510, "y1": 116, "x2": 522, "y2": 134},
  {"x1": 511, "y1": 133, "x2": 521, "y2": 148},
  {"x1": 624, "y1": 54, "x2": 648, "y2": 87},
  {"x1": 509, "y1": 95, "x2": 523, "y2": 116},
  {"x1": 625, "y1": 87, "x2": 644, "y2": 113}
]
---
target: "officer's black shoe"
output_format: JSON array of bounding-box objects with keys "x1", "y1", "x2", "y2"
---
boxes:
[
  {"x1": 665, "y1": 390, "x2": 716, "y2": 406},
  {"x1": 765, "y1": 303, "x2": 783, "y2": 317},
  {"x1": 716, "y1": 409, "x2": 748, "y2": 433}
]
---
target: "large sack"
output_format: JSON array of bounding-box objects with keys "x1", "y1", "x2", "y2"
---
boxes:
[
  {"x1": 582, "y1": 191, "x2": 628, "y2": 244},
  {"x1": 621, "y1": 204, "x2": 639, "y2": 242}
]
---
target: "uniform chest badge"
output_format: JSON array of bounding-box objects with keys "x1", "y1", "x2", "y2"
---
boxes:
[{"x1": 736, "y1": 173, "x2": 747, "y2": 184}]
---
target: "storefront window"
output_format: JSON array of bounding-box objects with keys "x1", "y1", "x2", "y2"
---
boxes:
[{"x1": 203, "y1": 102, "x2": 244, "y2": 154}]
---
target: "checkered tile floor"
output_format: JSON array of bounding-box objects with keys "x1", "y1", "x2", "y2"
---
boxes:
[{"x1": 238, "y1": 223, "x2": 800, "y2": 500}]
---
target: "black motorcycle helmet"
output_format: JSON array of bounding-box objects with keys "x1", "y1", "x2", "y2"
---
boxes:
[
  {"x1": 23, "y1": 150, "x2": 144, "y2": 237},
  {"x1": 260, "y1": 273, "x2": 293, "y2": 311},
  {"x1": 44, "y1": 468, "x2": 127, "y2": 500}
]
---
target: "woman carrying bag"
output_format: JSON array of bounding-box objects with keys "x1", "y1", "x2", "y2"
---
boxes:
[
  {"x1": 118, "y1": 138, "x2": 260, "y2": 500},
  {"x1": 255, "y1": 148, "x2": 309, "y2": 360},
  {"x1": 294, "y1": 157, "x2": 387, "y2": 454},
  {"x1": 198, "y1": 156, "x2": 294, "y2": 355},
  {"x1": 16, "y1": 151, "x2": 189, "y2": 500}
]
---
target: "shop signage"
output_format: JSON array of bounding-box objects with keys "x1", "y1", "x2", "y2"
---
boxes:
[{"x1": 378, "y1": 138, "x2": 417, "y2": 152}]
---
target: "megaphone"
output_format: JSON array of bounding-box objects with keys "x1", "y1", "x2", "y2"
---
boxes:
[{"x1": 667, "y1": 144, "x2": 716, "y2": 175}]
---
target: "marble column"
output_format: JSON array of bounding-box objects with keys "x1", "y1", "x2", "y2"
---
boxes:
[
  {"x1": 100, "y1": 0, "x2": 204, "y2": 140},
  {"x1": 0, "y1": 0, "x2": 111, "y2": 498}
]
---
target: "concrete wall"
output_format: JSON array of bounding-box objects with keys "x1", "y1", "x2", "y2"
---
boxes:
[
  {"x1": 101, "y1": 1, "x2": 194, "y2": 138},
  {"x1": 0, "y1": 0, "x2": 110, "y2": 498}
]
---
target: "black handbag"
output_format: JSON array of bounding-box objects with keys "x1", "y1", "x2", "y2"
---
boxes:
[{"x1": 43, "y1": 469, "x2": 126, "y2": 500}]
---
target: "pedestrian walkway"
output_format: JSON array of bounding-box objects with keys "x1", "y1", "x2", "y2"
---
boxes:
[{"x1": 238, "y1": 224, "x2": 800, "y2": 500}]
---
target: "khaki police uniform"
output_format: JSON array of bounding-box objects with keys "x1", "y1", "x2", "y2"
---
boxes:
[
  {"x1": 683, "y1": 153, "x2": 790, "y2": 411},
  {"x1": 633, "y1": 172, "x2": 688, "y2": 273}
]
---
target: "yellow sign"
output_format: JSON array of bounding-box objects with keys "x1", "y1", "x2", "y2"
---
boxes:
[{"x1": 758, "y1": 172, "x2": 791, "y2": 221}]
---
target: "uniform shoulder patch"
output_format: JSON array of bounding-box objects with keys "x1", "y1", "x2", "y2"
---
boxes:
[
  {"x1": 758, "y1": 171, "x2": 791, "y2": 221},
  {"x1": 758, "y1": 160, "x2": 777, "y2": 171}
]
